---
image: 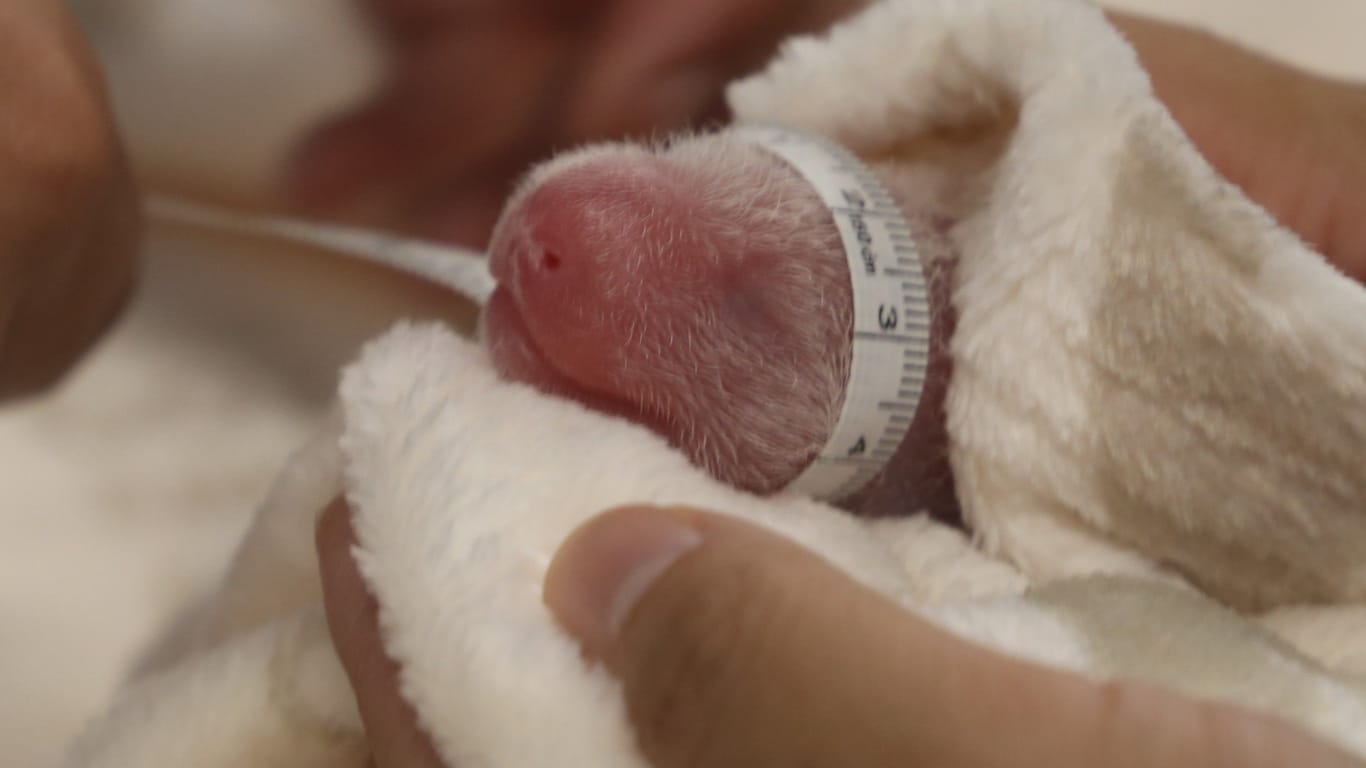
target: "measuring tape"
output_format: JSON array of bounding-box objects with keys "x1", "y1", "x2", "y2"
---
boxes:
[
  {"x1": 736, "y1": 125, "x2": 931, "y2": 502},
  {"x1": 151, "y1": 125, "x2": 929, "y2": 503}
]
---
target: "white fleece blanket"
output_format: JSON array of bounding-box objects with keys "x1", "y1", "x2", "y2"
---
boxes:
[{"x1": 68, "y1": 0, "x2": 1366, "y2": 765}]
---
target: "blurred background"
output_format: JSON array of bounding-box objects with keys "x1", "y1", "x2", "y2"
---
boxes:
[{"x1": 3, "y1": 0, "x2": 1365, "y2": 765}]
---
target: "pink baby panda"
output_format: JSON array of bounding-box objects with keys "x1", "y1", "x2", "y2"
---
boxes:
[{"x1": 482, "y1": 128, "x2": 963, "y2": 521}]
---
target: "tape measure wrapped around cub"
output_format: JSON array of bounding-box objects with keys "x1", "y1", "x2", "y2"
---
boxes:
[{"x1": 736, "y1": 125, "x2": 932, "y2": 501}]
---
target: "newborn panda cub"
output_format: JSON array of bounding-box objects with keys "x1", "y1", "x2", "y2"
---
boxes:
[{"x1": 482, "y1": 129, "x2": 960, "y2": 520}]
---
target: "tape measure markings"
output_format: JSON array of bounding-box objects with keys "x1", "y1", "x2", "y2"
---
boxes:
[{"x1": 735, "y1": 124, "x2": 932, "y2": 501}]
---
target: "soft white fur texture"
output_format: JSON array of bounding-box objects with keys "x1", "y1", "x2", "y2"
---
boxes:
[
  {"x1": 730, "y1": 0, "x2": 1366, "y2": 609},
  {"x1": 69, "y1": 326, "x2": 1366, "y2": 766},
  {"x1": 69, "y1": 0, "x2": 1366, "y2": 765}
]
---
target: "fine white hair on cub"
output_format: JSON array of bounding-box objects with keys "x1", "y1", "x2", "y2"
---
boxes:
[{"x1": 490, "y1": 130, "x2": 854, "y2": 494}]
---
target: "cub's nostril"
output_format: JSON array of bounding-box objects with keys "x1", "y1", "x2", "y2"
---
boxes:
[{"x1": 541, "y1": 250, "x2": 562, "y2": 272}]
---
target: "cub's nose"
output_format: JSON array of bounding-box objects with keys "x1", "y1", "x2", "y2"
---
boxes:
[{"x1": 488, "y1": 154, "x2": 680, "y2": 322}]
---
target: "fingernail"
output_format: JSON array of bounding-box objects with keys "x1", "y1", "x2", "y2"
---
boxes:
[{"x1": 544, "y1": 506, "x2": 703, "y2": 659}]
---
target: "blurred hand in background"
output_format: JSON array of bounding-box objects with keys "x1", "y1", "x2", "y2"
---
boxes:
[
  {"x1": 0, "y1": 0, "x2": 140, "y2": 399},
  {"x1": 282, "y1": 0, "x2": 867, "y2": 245}
]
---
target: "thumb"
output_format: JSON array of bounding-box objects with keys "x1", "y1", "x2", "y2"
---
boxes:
[{"x1": 544, "y1": 505, "x2": 1362, "y2": 768}]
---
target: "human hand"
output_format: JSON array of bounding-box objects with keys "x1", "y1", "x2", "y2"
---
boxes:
[
  {"x1": 0, "y1": 1, "x2": 140, "y2": 398},
  {"x1": 317, "y1": 501, "x2": 1361, "y2": 767},
  {"x1": 283, "y1": 0, "x2": 867, "y2": 245}
]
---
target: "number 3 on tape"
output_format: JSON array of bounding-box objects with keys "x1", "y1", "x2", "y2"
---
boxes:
[{"x1": 737, "y1": 125, "x2": 931, "y2": 502}]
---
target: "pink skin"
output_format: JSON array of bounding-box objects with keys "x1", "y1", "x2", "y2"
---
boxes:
[{"x1": 483, "y1": 130, "x2": 958, "y2": 520}]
